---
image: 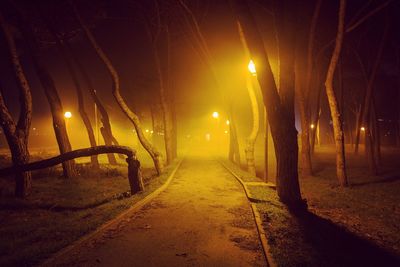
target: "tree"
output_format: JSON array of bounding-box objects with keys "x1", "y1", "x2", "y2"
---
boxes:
[
  {"x1": 66, "y1": 41, "x2": 120, "y2": 165},
  {"x1": 177, "y1": 0, "x2": 241, "y2": 164},
  {"x1": 294, "y1": 0, "x2": 322, "y2": 176},
  {"x1": 72, "y1": 2, "x2": 164, "y2": 175},
  {"x1": 324, "y1": 0, "x2": 348, "y2": 186},
  {"x1": 0, "y1": 10, "x2": 32, "y2": 197},
  {"x1": 237, "y1": 22, "x2": 259, "y2": 176},
  {"x1": 14, "y1": 4, "x2": 77, "y2": 178},
  {"x1": 42, "y1": 14, "x2": 100, "y2": 169},
  {"x1": 144, "y1": 0, "x2": 175, "y2": 164},
  {"x1": 231, "y1": 0, "x2": 304, "y2": 207}
]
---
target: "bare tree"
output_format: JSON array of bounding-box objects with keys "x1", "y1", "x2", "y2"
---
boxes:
[
  {"x1": 231, "y1": 0, "x2": 304, "y2": 208},
  {"x1": 72, "y1": 3, "x2": 164, "y2": 175},
  {"x1": 42, "y1": 14, "x2": 100, "y2": 169},
  {"x1": 65, "y1": 41, "x2": 119, "y2": 165},
  {"x1": 177, "y1": 0, "x2": 241, "y2": 164},
  {"x1": 237, "y1": 22, "x2": 259, "y2": 176},
  {"x1": 0, "y1": 11, "x2": 32, "y2": 197},
  {"x1": 14, "y1": 5, "x2": 77, "y2": 178},
  {"x1": 324, "y1": 0, "x2": 348, "y2": 186},
  {"x1": 295, "y1": 0, "x2": 322, "y2": 176},
  {"x1": 144, "y1": 0, "x2": 175, "y2": 164}
]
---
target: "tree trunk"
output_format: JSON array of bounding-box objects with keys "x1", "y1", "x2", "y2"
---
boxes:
[
  {"x1": 228, "y1": 104, "x2": 241, "y2": 165},
  {"x1": 150, "y1": 28, "x2": 174, "y2": 164},
  {"x1": 0, "y1": 11, "x2": 32, "y2": 197},
  {"x1": 15, "y1": 7, "x2": 76, "y2": 178},
  {"x1": 324, "y1": 0, "x2": 348, "y2": 186},
  {"x1": 73, "y1": 4, "x2": 164, "y2": 175},
  {"x1": 0, "y1": 146, "x2": 144, "y2": 195},
  {"x1": 65, "y1": 41, "x2": 118, "y2": 165},
  {"x1": 355, "y1": 20, "x2": 388, "y2": 155},
  {"x1": 264, "y1": 107, "x2": 269, "y2": 181},
  {"x1": 44, "y1": 20, "x2": 99, "y2": 169},
  {"x1": 237, "y1": 21, "x2": 259, "y2": 175},
  {"x1": 231, "y1": 0, "x2": 304, "y2": 208},
  {"x1": 295, "y1": 60, "x2": 313, "y2": 175},
  {"x1": 243, "y1": 74, "x2": 259, "y2": 175}
]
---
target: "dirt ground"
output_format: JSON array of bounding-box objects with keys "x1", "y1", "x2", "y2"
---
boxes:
[{"x1": 47, "y1": 154, "x2": 265, "y2": 266}]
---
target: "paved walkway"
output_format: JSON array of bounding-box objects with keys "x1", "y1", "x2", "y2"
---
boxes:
[{"x1": 50, "y1": 156, "x2": 265, "y2": 266}]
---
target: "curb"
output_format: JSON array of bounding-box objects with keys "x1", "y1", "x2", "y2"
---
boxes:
[
  {"x1": 41, "y1": 158, "x2": 184, "y2": 266},
  {"x1": 220, "y1": 161, "x2": 277, "y2": 267}
]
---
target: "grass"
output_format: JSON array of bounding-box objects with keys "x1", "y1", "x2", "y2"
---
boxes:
[
  {"x1": 222, "y1": 146, "x2": 400, "y2": 267},
  {"x1": 0, "y1": 153, "x2": 180, "y2": 266}
]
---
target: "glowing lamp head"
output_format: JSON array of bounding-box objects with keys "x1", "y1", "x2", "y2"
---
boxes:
[
  {"x1": 360, "y1": 127, "x2": 365, "y2": 132},
  {"x1": 248, "y1": 60, "x2": 256, "y2": 75},
  {"x1": 310, "y1": 124, "x2": 315, "y2": 129},
  {"x1": 212, "y1": 111, "x2": 219, "y2": 119},
  {"x1": 64, "y1": 111, "x2": 72, "y2": 118},
  {"x1": 226, "y1": 120, "x2": 230, "y2": 125}
]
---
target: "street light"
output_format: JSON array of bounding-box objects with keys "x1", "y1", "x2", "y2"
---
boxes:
[
  {"x1": 248, "y1": 60, "x2": 257, "y2": 76},
  {"x1": 64, "y1": 111, "x2": 72, "y2": 118},
  {"x1": 212, "y1": 111, "x2": 219, "y2": 119},
  {"x1": 310, "y1": 124, "x2": 315, "y2": 129},
  {"x1": 360, "y1": 126, "x2": 365, "y2": 132},
  {"x1": 226, "y1": 120, "x2": 230, "y2": 125}
]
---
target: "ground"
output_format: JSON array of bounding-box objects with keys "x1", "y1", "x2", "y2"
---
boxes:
[
  {"x1": 45, "y1": 155, "x2": 265, "y2": 266},
  {"x1": 1, "y1": 144, "x2": 400, "y2": 266}
]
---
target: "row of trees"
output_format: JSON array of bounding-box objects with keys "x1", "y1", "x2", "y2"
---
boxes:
[
  {"x1": 230, "y1": 0, "x2": 396, "y2": 207},
  {"x1": 0, "y1": 0, "x2": 179, "y2": 197},
  {"x1": 1, "y1": 0, "x2": 397, "y2": 209}
]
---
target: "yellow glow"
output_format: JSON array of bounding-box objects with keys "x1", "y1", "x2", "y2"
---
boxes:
[
  {"x1": 361, "y1": 127, "x2": 365, "y2": 132},
  {"x1": 226, "y1": 120, "x2": 230, "y2": 125},
  {"x1": 310, "y1": 124, "x2": 315, "y2": 129},
  {"x1": 64, "y1": 111, "x2": 72, "y2": 118},
  {"x1": 248, "y1": 60, "x2": 256, "y2": 75},
  {"x1": 224, "y1": 130, "x2": 228, "y2": 134},
  {"x1": 145, "y1": 129, "x2": 149, "y2": 133},
  {"x1": 212, "y1": 111, "x2": 219, "y2": 119}
]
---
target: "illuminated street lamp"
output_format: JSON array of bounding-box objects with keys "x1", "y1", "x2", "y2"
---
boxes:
[
  {"x1": 212, "y1": 111, "x2": 219, "y2": 119},
  {"x1": 310, "y1": 124, "x2": 315, "y2": 129},
  {"x1": 248, "y1": 60, "x2": 257, "y2": 76},
  {"x1": 226, "y1": 120, "x2": 230, "y2": 125},
  {"x1": 360, "y1": 126, "x2": 365, "y2": 132},
  {"x1": 64, "y1": 111, "x2": 72, "y2": 118}
]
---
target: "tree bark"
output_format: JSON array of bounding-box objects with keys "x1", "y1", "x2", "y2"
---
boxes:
[
  {"x1": 231, "y1": 0, "x2": 304, "y2": 208},
  {"x1": 324, "y1": 0, "x2": 348, "y2": 186},
  {"x1": 73, "y1": 3, "x2": 164, "y2": 175},
  {"x1": 0, "y1": 11, "x2": 32, "y2": 197},
  {"x1": 14, "y1": 6, "x2": 76, "y2": 178}
]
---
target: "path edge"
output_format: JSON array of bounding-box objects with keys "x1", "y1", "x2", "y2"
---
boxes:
[
  {"x1": 220, "y1": 161, "x2": 277, "y2": 267},
  {"x1": 41, "y1": 158, "x2": 184, "y2": 266}
]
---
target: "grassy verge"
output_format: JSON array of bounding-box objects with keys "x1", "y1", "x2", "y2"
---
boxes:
[
  {"x1": 0, "y1": 158, "x2": 180, "y2": 266},
  {"x1": 222, "y1": 159, "x2": 400, "y2": 267}
]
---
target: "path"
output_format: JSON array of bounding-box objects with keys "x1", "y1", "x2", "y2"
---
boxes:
[{"x1": 48, "y1": 155, "x2": 266, "y2": 266}]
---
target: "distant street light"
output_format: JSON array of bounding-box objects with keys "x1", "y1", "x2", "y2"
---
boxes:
[
  {"x1": 212, "y1": 111, "x2": 219, "y2": 119},
  {"x1": 64, "y1": 111, "x2": 72, "y2": 118},
  {"x1": 226, "y1": 120, "x2": 230, "y2": 125},
  {"x1": 248, "y1": 60, "x2": 257, "y2": 76},
  {"x1": 360, "y1": 126, "x2": 366, "y2": 132},
  {"x1": 310, "y1": 124, "x2": 315, "y2": 129}
]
